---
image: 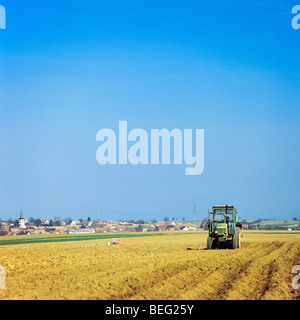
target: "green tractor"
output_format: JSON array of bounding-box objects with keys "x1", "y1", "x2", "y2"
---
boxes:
[{"x1": 207, "y1": 205, "x2": 242, "y2": 249}]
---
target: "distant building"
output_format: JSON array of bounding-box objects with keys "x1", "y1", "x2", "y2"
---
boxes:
[
  {"x1": 18, "y1": 211, "x2": 27, "y2": 229},
  {"x1": 81, "y1": 220, "x2": 93, "y2": 227},
  {"x1": 180, "y1": 226, "x2": 189, "y2": 231},
  {"x1": 70, "y1": 220, "x2": 81, "y2": 226},
  {"x1": 41, "y1": 219, "x2": 50, "y2": 225},
  {"x1": 165, "y1": 221, "x2": 176, "y2": 226}
]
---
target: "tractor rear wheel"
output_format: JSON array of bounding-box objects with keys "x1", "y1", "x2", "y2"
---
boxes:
[
  {"x1": 232, "y1": 235, "x2": 238, "y2": 249},
  {"x1": 237, "y1": 228, "x2": 241, "y2": 248},
  {"x1": 207, "y1": 237, "x2": 212, "y2": 249}
]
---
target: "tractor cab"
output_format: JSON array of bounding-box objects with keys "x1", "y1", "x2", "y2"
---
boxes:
[{"x1": 213, "y1": 206, "x2": 234, "y2": 222}]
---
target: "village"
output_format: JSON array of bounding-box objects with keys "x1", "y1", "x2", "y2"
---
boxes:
[
  {"x1": 0, "y1": 211, "x2": 208, "y2": 236},
  {"x1": 0, "y1": 212, "x2": 299, "y2": 237}
]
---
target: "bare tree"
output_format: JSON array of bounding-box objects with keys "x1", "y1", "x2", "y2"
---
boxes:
[
  {"x1": 64, "y1": 217, "x2": 73, "y2": 225},
  {"x1": 53, "y1": 216, "x2": 61, "y2": 226}
]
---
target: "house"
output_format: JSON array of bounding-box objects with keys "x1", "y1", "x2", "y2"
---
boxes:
[
  {"x1": 180, "y1": 226, "x2": 189, "y2": 231},
  {"x1": 119, "y1": 221, "x2": 133, "y2": 225},
  {"x1": 165, "y1": 221, "x2": 176, "y2": 226},
  {"x1": 81, "y1": 220, "x2": 93, "y2": 227},
  {"x1": 41, "y1": 219, "x2": 50, "y2": 225},
  {"x1": 70, "y1": 220, "x2": 82, "y2": 226},
  {"x1": 0, "y1": 222, "x2": 9, "y2": 232}
]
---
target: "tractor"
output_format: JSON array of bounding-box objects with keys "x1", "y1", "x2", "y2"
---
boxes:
[{"x1": 207, "y1": 205, "x2": 242, "y2": 249}]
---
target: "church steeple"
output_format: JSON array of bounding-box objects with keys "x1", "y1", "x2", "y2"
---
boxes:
[{"x1": 19, "y1": 211, "x2": 26, "y2": 229}]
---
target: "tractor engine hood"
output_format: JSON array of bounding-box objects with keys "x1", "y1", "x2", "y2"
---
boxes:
[{"x1": 215, "y1": 223, "x2": 228, "y2": 234}]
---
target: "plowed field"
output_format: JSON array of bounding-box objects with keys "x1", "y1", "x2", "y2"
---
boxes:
[{"x1": 0, "y1": 231, "x2": 299, "y2": 300}]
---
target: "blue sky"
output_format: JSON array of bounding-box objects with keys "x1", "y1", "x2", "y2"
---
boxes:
[{"x1": 0, "y1": 1, "x2": 299, "y2": 221}]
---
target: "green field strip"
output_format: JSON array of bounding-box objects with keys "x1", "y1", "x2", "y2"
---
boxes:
[{"x1": 0, "y1": 231, "x2": 199, "y2": 247}]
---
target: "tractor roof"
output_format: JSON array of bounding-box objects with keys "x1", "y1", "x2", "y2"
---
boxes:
[{"x1": 212, "y1": 205, "x2": 236, "y2": 209}]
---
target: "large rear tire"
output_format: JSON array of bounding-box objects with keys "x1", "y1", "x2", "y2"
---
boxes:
[
  {"x1": 232, "y1": 235, "x2": 238, "y2": 249},
  {"x1": 207, "y1": 237, "x2": 212, "y2": 249},
  {"x1": 237, "y1": 228, "x2": 241, "y2": 248}
]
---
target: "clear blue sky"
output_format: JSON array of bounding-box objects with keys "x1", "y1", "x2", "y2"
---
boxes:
[{"x1": 0, "y1": 0, "x2": 299, "y2": 221}]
